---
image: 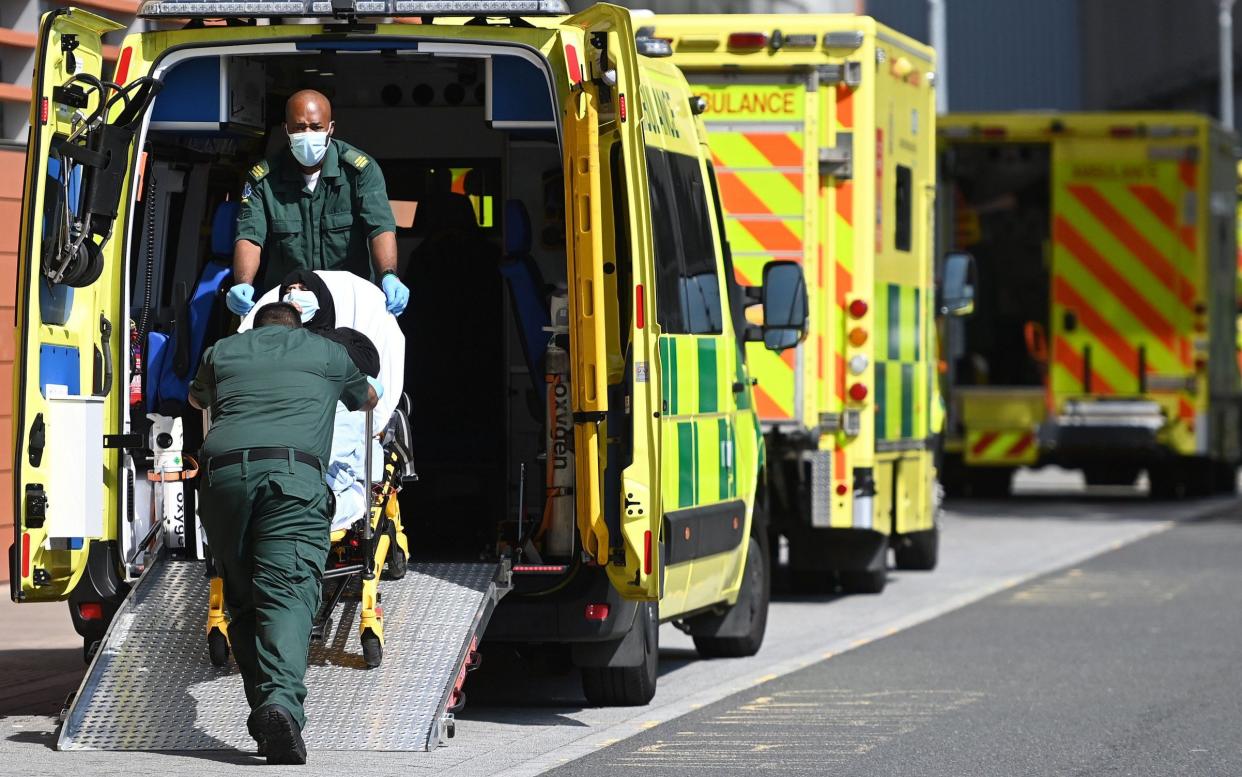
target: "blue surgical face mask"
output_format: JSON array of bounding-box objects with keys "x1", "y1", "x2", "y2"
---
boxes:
[
  {"x1": 288, "y1": 126, "x2": 332, "y2": 167},
  {"x1": 283, "y1": 289, "x2": 319, "y2": 322}
]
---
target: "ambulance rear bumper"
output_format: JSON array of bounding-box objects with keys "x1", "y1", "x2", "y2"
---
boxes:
[
  {"x1": 486, "y1": 565, "x2": 639, "y2": 644},
  {"x1": 1045, "y1": 399, "x2": 1166, "y2": 461}
]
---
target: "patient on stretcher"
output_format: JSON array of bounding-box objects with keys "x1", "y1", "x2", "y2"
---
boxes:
[{"x1": 239, "y1": 270, "x2": 407, "y2": 533}]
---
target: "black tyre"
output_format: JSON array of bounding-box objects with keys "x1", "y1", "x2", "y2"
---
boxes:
[
  {"x1": 894, "y1": 526, "x2": 939, "y2": 571},
  {"x1": 966, "y1": 467, "x2": 1014, "y2": 499},
  {"x1": 580, "y1": 602, "x2": 658, "y2": 706},
  {"x1": 692, "y1": 536, "x2": 770, "y2": 658},
  {"x1": 207, "y1": 628, "x2": 230, "y2": 668},
  {"x1": 791, "y1": 569, "x2": 834, "y2": 594},
  {"x1": 383, "y1": 534, "x2": 408, "y2": 581},
  {"x1": 1083, "y1": 466, "x2": 1141, "y2": 488},
  {"x1": 361, "y1": 630, "x2": 383, "y2": 669},
  {"x1": 839, "y1": 567, "x2": 887, "y2": 594}
]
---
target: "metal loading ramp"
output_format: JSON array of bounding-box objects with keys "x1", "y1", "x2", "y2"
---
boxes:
[{"x1": 58, "y1": 556, "x2": 510, "y2": 752}]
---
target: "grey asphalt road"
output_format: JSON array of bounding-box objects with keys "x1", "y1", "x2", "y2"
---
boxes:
[
  {"x1": 0, "y1": 469, "x2": 1234, "y2": 776},
  {"x1": 544, "y1": 510, "x2": 1242, "y2": 777}
]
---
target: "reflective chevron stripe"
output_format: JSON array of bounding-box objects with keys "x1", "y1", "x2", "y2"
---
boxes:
[{"x1": 965, "y1": 429, "x2": 1038, "y2": 465}]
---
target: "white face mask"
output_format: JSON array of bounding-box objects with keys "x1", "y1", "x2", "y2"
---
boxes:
[
  {"x1": 288, "y1": 125, "x2": 332, "y2": 167},
  {"x1": 283, "y1": 289, "x2": 320, "y2": 322}
]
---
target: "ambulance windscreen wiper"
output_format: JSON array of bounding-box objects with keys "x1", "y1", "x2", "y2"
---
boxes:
[{"x1": 46, "y1": 74, "x2": 162, "y2": 288}]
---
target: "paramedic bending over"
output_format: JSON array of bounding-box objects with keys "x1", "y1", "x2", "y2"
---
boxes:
[
  {"x1": 189, "y1": 301, "x2": 381, "y2": 764},
  {"x1": 227, "y1": 89, "x2": 409, "y2": 317}
]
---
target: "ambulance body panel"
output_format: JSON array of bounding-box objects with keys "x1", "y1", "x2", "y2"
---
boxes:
[
  {"x1": 13, "y1": 3, "x2": 806, "y2": 701},
  {"x1": 656, "y1": 14, "x2": 942, "y2": 588},
  {"x1": 940, "y1": 112, "x2": 1241, "y2": 496}
]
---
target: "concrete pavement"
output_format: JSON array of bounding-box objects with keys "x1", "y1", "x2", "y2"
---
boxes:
[{"x1": 0, "y1": 469, "x2": 1232, "y2": 776}]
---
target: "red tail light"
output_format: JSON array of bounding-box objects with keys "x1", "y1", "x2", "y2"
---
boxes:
[
  {"x1": 20, "y1": 533, "x2": 30, "y2": 579},
  {"x1": 848, "y1": 299, "x2": 868, "y2": 318},
  {"x1": 980, "y1": 126, "x2": 1007, "y2": 139},
  {"x1": 635, "y1": 284, "x2": 645, "y2": 329},
  {"x1": 584, "y1": 603, "x2": 611, "y2": 621},
  {"x1": 1109, "y1": 125, "x2": 1138, "y2": 138},
  {"x1": 848, "y1": 383, "x2": 868, "y2": 402},
  {"x1": 78, "y1": 602, "x2": 104, "y2": 621},
  {"x1": 728, "y1": 32, "x2": 769, "y2": 50},
  {"x1": 836, "y1": 483, "x2": 848, "y2": 496},
  {"x1": 643, "y1": 530, "x2": 652, "y2": 575}
]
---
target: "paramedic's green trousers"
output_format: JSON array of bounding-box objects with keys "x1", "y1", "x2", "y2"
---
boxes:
[{"x1": 198, "y1": 454, "x2": 330, "y2": 729}]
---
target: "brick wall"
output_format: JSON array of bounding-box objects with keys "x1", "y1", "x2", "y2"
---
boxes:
[{"x1": 0, "y1": 147, "x2": 20, "y2": 582}]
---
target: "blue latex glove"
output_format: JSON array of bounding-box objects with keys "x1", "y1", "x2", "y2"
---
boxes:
[
  {"x1": 226, "y1": 283, "x2": 255, "y2": 316},
  {"x1": 366, "y1": 375, "x2": 385, "y2": 400},
  {"x1": 380, "y1": 273, "x2": 409, "y2": 316},
  {"x1": 325, "y1": 460, "x2": 355, "y2": 491}
]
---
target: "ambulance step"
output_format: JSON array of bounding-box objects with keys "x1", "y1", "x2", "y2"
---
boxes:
[{"x1": 57, "y1": 555, "x2": 511, "y2": 752}]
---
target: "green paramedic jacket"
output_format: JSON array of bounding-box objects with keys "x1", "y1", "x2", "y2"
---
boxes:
[{"x1": 234, "y1": 138, "x2": 397, "y2": 291}]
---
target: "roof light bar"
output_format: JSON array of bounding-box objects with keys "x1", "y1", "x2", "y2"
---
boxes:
[
  {"x1": 728, "y1": 32, "x2": 770, "y2": 50},
  {"x1": 824, "y1": 31, "x2": 864, "y2": 49},
  {"x1": 636, "y1": 36, "x2": 673, "y2": 58},
  {"x1": 392, "y1": 0, "x2": 568, "y2": 13},
  {"x1": 138, "y1": 0, "x2": 569, "y2": 17}
]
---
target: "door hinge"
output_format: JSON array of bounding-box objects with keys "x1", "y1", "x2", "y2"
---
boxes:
[
  {"x1": 25, "y1": 484, "x2": 48, "y2": 529},
  {"x1": 820, "y1": 140, "x2": 853, "y2": 179}
]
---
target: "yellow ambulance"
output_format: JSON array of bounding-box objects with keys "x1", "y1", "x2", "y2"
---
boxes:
[
  {"x1": 939, "y1": 113, "x2": 1240, "y2": 497},
  {"x1": 655, "y1": 15, "x2": 956, "y2": 593},
  {"x1": 10, "y1": 1, "x2": 808, "y2": 707}
]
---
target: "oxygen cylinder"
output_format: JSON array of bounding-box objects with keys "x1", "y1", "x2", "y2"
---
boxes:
[
  {"x1": 148, "y1": 414, "x2": 188, "y2": 550},
  {"x1": 543, "y1": 292, "x2": 575, "y2": 557}
]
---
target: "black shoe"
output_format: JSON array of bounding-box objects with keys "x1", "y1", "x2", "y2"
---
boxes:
[
  {"x1": 257, "y1": 704, "x2": 307, "y2": 765},
  {"x1": 246, "y1": 712, "x2": 267, "y2": 757}
]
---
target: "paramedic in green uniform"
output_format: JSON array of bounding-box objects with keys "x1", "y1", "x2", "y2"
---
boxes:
[
  {"x1": 189, "y1": 301, "x2": 381, "y2": 765},
  {"x1": 227, "y1": 89, "x2": 409, "y2": 316}
]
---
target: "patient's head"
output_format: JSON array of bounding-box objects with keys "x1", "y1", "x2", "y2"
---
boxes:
[
  {"x1": 254, "y1": 302, "x2": 303, "y2": 329},
  {"x1": 325, "y1": 327, "x2": 380, "y2": 378}
]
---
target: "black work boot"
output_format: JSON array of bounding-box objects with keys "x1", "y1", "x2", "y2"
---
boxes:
[
  {"x1": 256, "y1": 704, "x2": 307, "y2": 765},
  {"x1": 246, "y1": 711, "x2": 267, "y2": 757}
]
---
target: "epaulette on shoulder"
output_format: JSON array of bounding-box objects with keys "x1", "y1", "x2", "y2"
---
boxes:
[
  {"x1": 248, "y1": 160, "x2": 270, "y2": 181},
  {"x1": 344, "y1": 150, "x2": 371, "y2": 171}
]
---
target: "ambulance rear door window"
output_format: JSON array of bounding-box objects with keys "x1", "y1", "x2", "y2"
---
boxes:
[{"x1": 645, "y1": 147, "x2": 723, "y2": 335}]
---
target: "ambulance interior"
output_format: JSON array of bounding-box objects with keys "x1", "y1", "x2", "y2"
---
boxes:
[
  {"x1": 126, "y1": 48, "x2": 587, "y2": 568},
  {"x1": 943, "y1": 142, "x2": 1051, "y2": 389}
]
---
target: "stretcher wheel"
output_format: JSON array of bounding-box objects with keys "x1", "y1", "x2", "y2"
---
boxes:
[
  {"x1": 208, "y1": 628, "x2": 230, "y2": 667},
  {"x1": 361, "y1": 630, "x2": 383, "y2": 669},
  {"x1": 383, "y1": 543, "x2": 408, "y2": 581}
]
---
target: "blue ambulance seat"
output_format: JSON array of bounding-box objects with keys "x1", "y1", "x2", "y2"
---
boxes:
[
  {"x1": 498, "y1": 200, "x2": 550, "y2": 397},
  {"x1": 145, "y1": 201, "x2": 235, "y2": 413}
]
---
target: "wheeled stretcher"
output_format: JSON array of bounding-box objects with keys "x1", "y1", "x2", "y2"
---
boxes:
[{"x1": 204, "y1": 271, "x2": 412, "y2": 669}]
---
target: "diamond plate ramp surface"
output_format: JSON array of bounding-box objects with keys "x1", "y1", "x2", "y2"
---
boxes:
[{"x1": 58, "y1": 557, "x2": 504, "y2": 752}]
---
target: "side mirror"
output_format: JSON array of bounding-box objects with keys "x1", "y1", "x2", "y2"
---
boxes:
[
  {"x1": 746, "y1": 260, "x2": 809, "y2": 352},
  {"x1": 938, "y1": 251, "x2": 976, "y2": 317}
]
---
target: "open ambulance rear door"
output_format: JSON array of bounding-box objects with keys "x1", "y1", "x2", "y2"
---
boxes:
[
  {"x1": 561, "y1": 5, "x2": 663, "y2": 600},
  {"x1": 12, "y1": 9, "x2": 154, "y2": 602}
]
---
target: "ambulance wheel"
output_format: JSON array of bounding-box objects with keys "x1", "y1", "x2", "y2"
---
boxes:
[
  {"x1": 361, "y1": 630, "x2": 383, "y2": 669},
  {"x1": 208, "y1": 628, "x2": 230, "y2": 668},
  {"x1": 965, "y1": 467, "x2": 1014, "y2": 499},
  {"x1": 691, "y1": 536, "x2": 769, "y2": 658},
  {"x1": 580, "y1": 602, "x2": 658, "y2": 707},
  {"x1": 893, "y1": 527, "x2": 939, "y2": 571},
  {"x1": 1083, "y1": 466, "x2": 1140, "y2": 487},
  {"x1": 383, "y1": 531, "x2": 407, "y2": 581},
  {"x1": 839, "y1": 568, "x2": 887, "y2": 595}
]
